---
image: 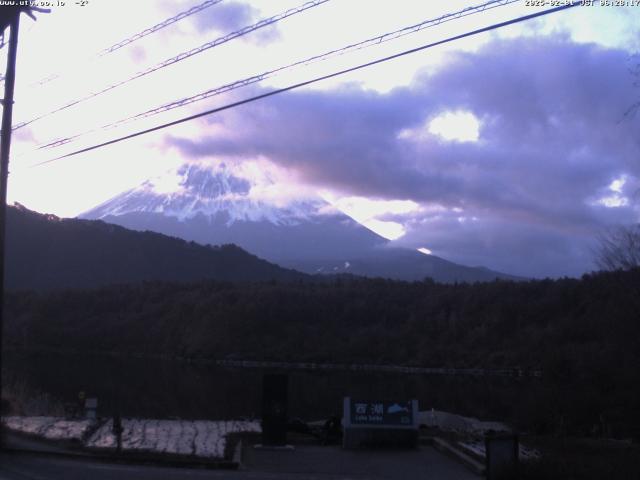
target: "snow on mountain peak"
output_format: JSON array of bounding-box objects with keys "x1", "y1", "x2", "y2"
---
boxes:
[{"x1": 83, "y1": 163, "x2": 326, "y2": 226}]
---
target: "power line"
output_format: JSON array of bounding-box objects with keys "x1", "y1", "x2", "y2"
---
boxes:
[
  {"x1": 97, "y1": 0, "x2": 225, "y2": 57},
  {"x1": 26, "y1": 0, "x2": 225, "y2": 88},
  {"x1": 36, "y1": 0, "x2": 520, "y2": 150},
  {"x1": 13, "y1": 0, "x2": 329, "y2": 131},
  {"x1": 108, "y1": 0, "x2": 520, "y2": 129},
  {"x1": 33, "y1": 3, "x2": 579, "y2": 167}
]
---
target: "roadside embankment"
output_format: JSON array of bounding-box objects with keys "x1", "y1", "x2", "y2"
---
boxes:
[{"x1": 1, "y1": 416, "x2": 260, "y2": 463}]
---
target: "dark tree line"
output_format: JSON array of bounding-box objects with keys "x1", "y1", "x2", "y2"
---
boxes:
[
  {"x1": 3, "y1": 268, "x2": 640, "y2": 437},
  {"x1": 5, "y1": 204, "x2": 305, "y2": 291},
  {"x1": 595, "y1": 224, "x2": 640, "y2": 271}
]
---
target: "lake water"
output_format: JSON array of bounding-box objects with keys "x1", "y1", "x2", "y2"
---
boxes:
[{"x1": 4, "y1": 352, "x2": 540, "y2": 425}]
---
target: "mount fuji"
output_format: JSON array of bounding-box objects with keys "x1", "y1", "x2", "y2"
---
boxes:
[{"x1": 81, "y1": 164, "x2": 520, "y2": 283}]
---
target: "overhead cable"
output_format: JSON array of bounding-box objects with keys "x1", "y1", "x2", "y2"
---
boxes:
[
  {"x1": 14, "y1": 0, "x2": 330, "y2": 130},
  {"x1": 27, "y1": 0, "x2": 225, "y2": 88},
  {"x1": 111, "y1": 0, "x2": 521, "y2": 128},
  {"x1": 97, "y1": 0, "x2": 226, "y2": 57},
  {"x1": 37, "y1": 0, "x2": 519, "y2": 150},
  {"x1": 33, "y1": 3, "x2": 579, "y2": 166}
]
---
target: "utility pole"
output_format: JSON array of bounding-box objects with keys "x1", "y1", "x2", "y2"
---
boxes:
[
  {"x1": 0, "y1": 9, "x2": 20, "y2": 448},
  {"x1": 0, "y1": 4, "x2": 47, "y2": 447}
]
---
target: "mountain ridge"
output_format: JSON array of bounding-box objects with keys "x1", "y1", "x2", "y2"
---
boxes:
[
  {"x1": 81, "y1": 163, "x2": 523, "y2": 283},
  {"x1": 6, "y1": 203, "x2": 307, "y2": 291}
]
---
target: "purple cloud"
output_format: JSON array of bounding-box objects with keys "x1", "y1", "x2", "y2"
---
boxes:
[
  {"x1": 192, "y1": 1, "x2": 257, "y2": 32},
  {"x1": 167, "y1": 35, "x2": 640, "y2": 277}
]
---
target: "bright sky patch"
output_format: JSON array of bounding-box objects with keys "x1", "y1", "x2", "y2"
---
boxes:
[
  {"x1": 594, "y1": 175, "x2": 630, "y2": 208},
  {"x1": 322, "y1": 194, "x2": 419, "y2": 240},
  {"x1": 609, "y1": 175, "x2": 626, "y2": 193},
  {"x1": 428, "y1": 111, "x2": 480, "y2": 143}
]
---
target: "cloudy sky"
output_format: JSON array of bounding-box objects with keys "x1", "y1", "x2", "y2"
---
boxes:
[{"x1": 4, "y1": 0, "x2": 640, "y2": 278}]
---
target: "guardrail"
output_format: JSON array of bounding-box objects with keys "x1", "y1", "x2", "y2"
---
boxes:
[{"x1": 215, "y1": 360, "x2": 542, "y2": 377}]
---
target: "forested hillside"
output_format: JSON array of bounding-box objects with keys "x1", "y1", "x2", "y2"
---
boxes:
[
  {"x1": 5, "y1": 268, "x2": 640, "y2": 438},
  {"x1": 6, "y1": 269, "x2": 639, "y2": 367},
  {"x1": 5, "y1": 204, "x2": 306, "y2": 290}
]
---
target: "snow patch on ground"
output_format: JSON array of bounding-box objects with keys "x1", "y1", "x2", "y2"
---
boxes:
[
  {"x1": 417, "y1": 411, "x2": 540, "y2": 461},
  {"x1": 418, "y1": 410, "x2": 510, "y2": 435},
  {"x1": 86, "y1": 419, "x2": 261, "y2": 459},
  {"x1": 3, "y1": 416, "x2": 261, "y2": 460},
  {"x1": 2, "y1": 416, "x2": 95, "y2": 441},
  {"x1": 458, "y1": 439, "x2": 540, "y2": 461}
]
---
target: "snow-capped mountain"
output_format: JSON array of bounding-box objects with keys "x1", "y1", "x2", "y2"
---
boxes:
[
  {"x1": 87, "y1": 163, "x2": 320, "y2": 225},
  {"x1": 81, "y1": 164, "x2": 521, "y2": 282},
  {"x1": 6, "y1": 204, "x2": 305, "y2": 291},
  {"x1": 82, "y1": 163, "x2": 388, "y2": 263}
]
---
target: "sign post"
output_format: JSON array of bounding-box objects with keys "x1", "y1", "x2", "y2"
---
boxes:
[
  {"x1": 342, "y1": 397, "x2": 419, "y2": 449},
  {"x1": 84, "y1": 397, "x2": 98, "y2": 419},
  {"x1": 260, "y1": 374, "x2": 289, "y2": 447},
  {"x1": 485, "y1": 432, "x2": 519, "y2": 480}
]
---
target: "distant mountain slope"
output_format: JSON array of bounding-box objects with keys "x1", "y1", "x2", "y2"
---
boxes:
[
  {"x1": 6, "y1": 204, "x2": 306, "y2": 291},
  {"x1": 81, "y1": 164, "x2": 521, "y2": 283},
  {"x1": 283, "y1": 248, "x2": 524, "y2": 283},
  {"x1": 82, "y1": 164, "x2": 388, "y2": 262}
]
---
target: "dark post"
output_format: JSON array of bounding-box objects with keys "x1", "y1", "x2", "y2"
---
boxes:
[
  {"x1": 0, "y1": 10, "x2": 20, "y2": 448},
  {"x1": 261, "y1": 374, "x2": 288, "y2": 446},
  {"x1": 485, "y1": 432, "x2": 519, "y2": 480},
  {"x1": 112, "y1": 413, "x2": 123, "y2": 453}
]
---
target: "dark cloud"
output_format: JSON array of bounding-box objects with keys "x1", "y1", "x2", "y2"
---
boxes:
[
  {"x1": 190, "y1": 1, "x2": 280, "y2": 44},
  {"x1": 167, "y1": 35, "x2": 640, "y2": 277},
  {"x1": 392, "y1": 212, "x2": 599, "y2": 279},
  {"x1": 193, "y1": 1, "x2": 257, "y2": 33}
]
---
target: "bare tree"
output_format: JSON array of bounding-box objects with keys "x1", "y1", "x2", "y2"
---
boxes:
[
  {"x1": 596, "y1": 56, "x2": 640, "y2": 272},
  {"x1": 626, "y1": 54, "x2": 640, "y2": 114},
  {"x1": 595, "y1": 224, "x2": 640, "y2": 271}
]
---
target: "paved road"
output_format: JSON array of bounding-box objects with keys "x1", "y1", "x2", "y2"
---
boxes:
[
  {"x1": 0, "y1": 447, "x2": 479, "y2": 480},
  {"x1": 244, "y1": 444, "x2": 479, "y2": 479},
  {"x1": 0, "y1": 446, "x2": 479, "y2": 480}
]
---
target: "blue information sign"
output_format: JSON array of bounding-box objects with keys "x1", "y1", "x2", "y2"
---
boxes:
[{"x1": 350, "y1": 400, "x2": 413, "y2": 426}]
